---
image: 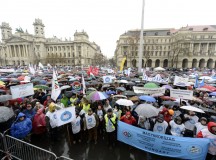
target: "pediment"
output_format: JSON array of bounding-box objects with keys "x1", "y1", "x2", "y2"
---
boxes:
[{"x1": 5, "y1": 36, "x2": 30, "y2": 43}]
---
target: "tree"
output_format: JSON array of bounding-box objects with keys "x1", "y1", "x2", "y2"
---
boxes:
[{"x1": 108, "y1": 58, "x2": 116, "y2": 67}]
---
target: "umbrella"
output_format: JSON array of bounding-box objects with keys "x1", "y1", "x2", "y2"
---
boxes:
[
  {"x1": 154, "y1": 67, "x2": 165, "y2": 71},
  {"x1": 201, "y1": 85, "x2": 216, "y2": 92},
  {"x1": 102, "y1": 84, "x2": 110, "y2": 88},
  {"x1": 162, "y1": 101, "x2": 178, "y2": 106},
  {"x1": 160, "y1": 96, "x2": 176, "y2": 101},
  {"x1": 0, "y1": 106, "x2": 15, "y2": 123},
  {"x1": 0, "y1": 95, "x2": 13, "y2": 102},
  {"x1": 119, "y1": 80, "x2": 128, "y2": 84},
  {"x1": 129, "y1": 96, "x2": 139, "y2": 102},
  {"x1": 0, "y1": 89, "x2": 6, "y2": 93},
  {"x1": 126, "y1": 82, "x2": 136, "y2": 86},
  {"x1": 113, "y1": 95, "x2": 127, "y2": 99},
  {"x1": 162, "y1": 85, "x2": 172, "y2": 89},
  {"x1": 86, "y1": 91, "x2": 109, "y2": 102},
  {"x1": 116, "y1": 87, "x2": 126, "y2": 92},
  {"x1": 0, "y1": 81, "x2": 5, "y2": 85},
  {"x1": 196, "y1": 88, "x2": 211, "y2": 92},
  {"x1": 116, "y1": 99, "x2": 134, "y2": 106},
  {"x1": 180, "y1": 106, "x2": 205, "y2": 113},
  {"x1": 61, "y1": 85, "x2": 71, "y2": 90},
  {"x1": 199, "y1": 76, "x2": 212, "y2": 80},
  {"x1": 135, "y1": 104, "x2": 159, "y2": 118},
  {"x1": 139, "y1": 95, "x2": 156, "y2": 102},
  {"x1": 209, "y1": 92, "x2": 216, "y2": 96},
  {"x1": 34, "y1": 85, "x2": 50, "y2": 90},
  {"x1": 123, "y1": 91, "x2": 136, "y2": 96},
  {"x1": 144, "y1": 82, "x2": 159, "y2": 89},
  {"x1": 39, "y1": 80, "x2": 47, "y2": 85}
]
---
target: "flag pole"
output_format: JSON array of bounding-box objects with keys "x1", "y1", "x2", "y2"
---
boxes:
[{"x1": 138, "y1": 0, "x2": 145, "y2": 72}]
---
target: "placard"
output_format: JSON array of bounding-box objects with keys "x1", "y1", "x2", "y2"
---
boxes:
[
  {"x1": 10, "y1": 83, "x2": 34, "y2": 99},
  {"x1": 170, "y1": 89, "x2": 193, "y2": 100},
  {"x1": 133, "y1": 86, "x2": 165, "y2": 95},
  {"x1": 174, "y1": 76, "x2": 189, "y2": 86}
]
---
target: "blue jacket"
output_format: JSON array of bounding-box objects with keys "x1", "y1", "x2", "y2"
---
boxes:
[
  {"x1": 23, "y1": 109, "x2": 36, "y2": 119},
  {"x1": 10, "y1": 112, "x2": 32, "y2": 139}
]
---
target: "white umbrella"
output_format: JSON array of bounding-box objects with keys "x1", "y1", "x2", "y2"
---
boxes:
[
  {"x1": 135, "y1": 104, "x2": 159, "y2": 118},
  {"x1": 0, "y1": 95, "x2": 13, "y2": 102},
  {"x1": 180, "y1": 106, "x2": 205, "y2": 113},
  {"x1": 119, "y1": 80, "x2": 128, "y2": 84},
  {"x1": 199, "y1": 76, "x2": 212, "y2": 80},
  {"x1": 0, "y1": 106, "x2": 14, "y2": 123},
  {"x1": 60, "y1": 85, "x2": 71, "y2": 90},
  {"x1": 154, "y1": 67, "x2": 165, "y2": 71},
  {"x1": 116, "y1": 99, "x2": 134, "y2": 106}
]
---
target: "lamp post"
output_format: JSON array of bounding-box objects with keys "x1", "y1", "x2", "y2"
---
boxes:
[{"x1": 138, "y1": 0, "x2": 145, "y2": 72}]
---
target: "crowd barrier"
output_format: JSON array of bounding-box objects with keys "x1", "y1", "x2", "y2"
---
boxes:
[{"x1": 0, "y1": 133, "x2": 73, "y2": 160}]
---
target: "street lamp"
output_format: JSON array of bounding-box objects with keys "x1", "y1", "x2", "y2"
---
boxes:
[{"x1": 138, "y1": 0, "x2": 145, "y2": 72}]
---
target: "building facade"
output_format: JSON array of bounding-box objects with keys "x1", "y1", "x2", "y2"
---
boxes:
[
  {"x1": 115, "y1": 25, "x2": 216, "y2": 69},
  {"x1": 0, "y1": 19, "x2": 102, "y2": 66}
]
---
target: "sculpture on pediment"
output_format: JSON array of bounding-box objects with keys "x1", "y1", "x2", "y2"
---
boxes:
[{"x1": 15, "y1": 27, "x2": 24, "y2": 33}]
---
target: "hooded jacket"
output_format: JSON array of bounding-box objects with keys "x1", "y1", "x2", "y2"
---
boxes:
[
  {"x1": 10, "y1": 112, "x2": 32, "y2": 139},
  {"x1": 160, "y1": 108, "x2": 172, "y2": 123},
  {"x1": 197, "y1": 122, "x2": 216, "y2": 155},
  {"x1": 32, "y1": 109, "x2": 46, "y2": 134},
  {"x1": 120, "y1": 112, "x2": 136, "y2": 125}
]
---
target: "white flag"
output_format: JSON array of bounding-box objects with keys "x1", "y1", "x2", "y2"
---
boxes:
[
  {"x1": 29, "y1": 64, "x2": 35, "y2": 75},
  {"x1": 82, "y1": 74, "x2": 86, "y2": 94},
  {"x1": 47, "y1": 63, "x2": 52, "y2": 68},
  {"x1": 39, "y1": 62, "x2": 44, "y2": 69},
  {"x1": 51, "y1": 70, "x2": 61, "y2": 101},
  {"x1": 103, "y1": 76, "x2": 114, "y2": 83}
]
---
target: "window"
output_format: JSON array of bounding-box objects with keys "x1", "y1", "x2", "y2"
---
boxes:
[
  {"x1": 167, "y1": 32, "x2": 170, "y2": 35},
  {"x1": 143, "y1": 32, "x2": 146, "y2": 36},
  {"x1": 189, "y1": 28, "x2": 193, "y2": 31},
  {"x1": 155, "y1": 32, "x2": 158, "y2": 36},
  {"x1": 203, "y1": 28, "x2": 208, "y2": 31},
  {"x1": 68, "y1": 53, "x2": 70, "y2": 57},
  {"x1": 64, "y1": 53, "x2": 66, "y2": 57}
]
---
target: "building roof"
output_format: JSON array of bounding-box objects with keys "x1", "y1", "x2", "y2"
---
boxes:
[
  {"x1": 121, "y1": 28, "x2": 174, "y2": 37},
  {"x1": 178, "y1": 25, "x2": 216, "y2": 32}
]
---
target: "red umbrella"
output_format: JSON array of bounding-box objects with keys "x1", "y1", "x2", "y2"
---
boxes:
[
  {"x1": 160, "y1": 96, "x2": 176, "y2": 101},
  {"x1": 201, "y1": 85, "x2": 216, "y2": 92}
]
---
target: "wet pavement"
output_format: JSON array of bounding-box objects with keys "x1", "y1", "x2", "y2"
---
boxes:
[{"x1": 31, "y1": 128, "x2": 179, "y2": 160}]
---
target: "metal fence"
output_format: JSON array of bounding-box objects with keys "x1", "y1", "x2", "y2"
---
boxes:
[{"x1": 0, "y1": 133, "x2": 73, "y2": 160}]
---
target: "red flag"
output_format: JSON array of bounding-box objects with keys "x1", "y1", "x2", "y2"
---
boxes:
[
  {"x1": 92, "y1": 67, "x2": 99, "y2": 75},
  {"x1": 87, "y1": 66, "x2": 92, "y2": 75}
]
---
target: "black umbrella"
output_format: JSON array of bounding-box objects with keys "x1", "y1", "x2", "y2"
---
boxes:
[{"x1": 123, "y1": 91, "x2": 136, "y2": 96}]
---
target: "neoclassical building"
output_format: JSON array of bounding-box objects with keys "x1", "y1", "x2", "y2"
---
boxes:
[
  {"x1": 0, "y1": 19, "x2": 102, "y2": 66},
  {"x1": 115, "y1": 25, "x2": 216, "y2": 69}
]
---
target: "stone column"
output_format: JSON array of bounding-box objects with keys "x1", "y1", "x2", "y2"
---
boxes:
[
  {"x1": 198, "y1": 43, "x2": 201, "y2": 55},
  {"x1": 14, "y1": 45, "x2": 17, "y2": 57},
  {"x1": 206, "y1": 43, "x2": 209, "y2": 55}
]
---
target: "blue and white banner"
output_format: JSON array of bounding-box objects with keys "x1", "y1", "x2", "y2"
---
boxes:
[
  {"x1": 103, "y1": 76, "x2": 114, "y2": 83},
  {"x1": 143, "y1": 73, "x2": 168, "y2": 84},
  {"x1": 54, "y1": 107, "x2": 76, "y2": 127},
  {"x1": 117, "y1": 121, "x2": 210, "y2": 160},
  {"x1": 174, "y1": 76, "x2": 189, "y2": 86}
]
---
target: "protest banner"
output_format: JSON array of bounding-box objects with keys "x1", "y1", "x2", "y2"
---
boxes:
[
  {"x1": 174, "y1": 76, "x2": 189, "y2": 86},
  {"x1": 10, "y1": 83, "x2": 34, "y2": 99},
  {"x1": 0, "y1": 69, "x2": 15, "y2": 73},
  {"x1": 53, "y1": 107, "x2": 75, "y2": 127},
  {"x1": 143, "y1": 73, "x2": 168, "y2": 84},
  {"x1": 133, "y1": 86, "x2": 165, "y2": 95},
  {"x1": 170, "y1": 89, "x2": 193, "y2": 100},
  {"x1": 117, "y1": 121, "x2": 210, "y2": 160}
]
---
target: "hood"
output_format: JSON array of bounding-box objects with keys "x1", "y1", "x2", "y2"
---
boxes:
[
  {"x1": 125, "y1": 112, "x2": 131, "y2": 116},
  {"x1": 37, "y1": 108, "x2": 44, "y2": 115},
  {"x1": 208, "y1": 122, "x2": 216, "y2": 134},
  {"x1": 15, "y1": 112, "x2": 26, "y2": 122}
]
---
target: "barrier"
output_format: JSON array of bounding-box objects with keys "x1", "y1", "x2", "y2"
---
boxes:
[{"x1": 0, "y1": 132, "x2": 73, "y2": 160}]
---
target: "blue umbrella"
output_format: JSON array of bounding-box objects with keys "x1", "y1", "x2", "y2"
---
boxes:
[
  {"x1": 139, "y1": 95, "x2": 156, "y2": 102},
  {"x1": 209, "y1": 92, "x2": 216, "y2": 96},
  {"x1": 39, "y1": 80, "x2": 47, "y2": 85}
]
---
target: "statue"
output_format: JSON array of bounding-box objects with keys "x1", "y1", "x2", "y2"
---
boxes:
[{"x1": 15, "y1": 27, "x2": 24, "y2": 33}]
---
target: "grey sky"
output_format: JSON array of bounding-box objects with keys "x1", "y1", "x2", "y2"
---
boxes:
[{"x1": 0, "y1": 0, "x2": 216, "y2": 58}]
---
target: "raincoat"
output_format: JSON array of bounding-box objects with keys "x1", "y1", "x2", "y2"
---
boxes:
[
  {"x1": 120, "y1": 112, "x2": 136, "y2": 125},
  {"x1": 10, "y1": 112, "x2": 32, "y2": 139},
  {"x1": 23, "y1": 108, "x2": 36, "y2": 119},
  {"x1": 32, "y1": 109, "x2": 46, "y2": 134}
]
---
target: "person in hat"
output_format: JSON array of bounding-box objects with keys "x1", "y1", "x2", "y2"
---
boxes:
[
  {"x1": 83, "y1": 108, "x2": 99, "y2": 144},
  {"x1": 152, "y1": 114, "x2": 169, "y2": 134},
  {"x1": 194, "y1": 117, "x2": 208, "y2": 137},
  {"x1": 120, "y1": 111, "x2": 136, "y2": 126},
  {"x1": 104, "y1": 108, "x2": 117, "y2": 147},
  {"x1": 169, "y1": 116, "x2": 185, "y2": 137},
  {"x1": 197, "y1": 122, "x2": 216, "y2": 160}
]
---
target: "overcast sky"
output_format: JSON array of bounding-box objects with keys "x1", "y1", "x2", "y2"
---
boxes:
[{"x1": 0, "y1": 0, "x2": 216, "y2": 58}]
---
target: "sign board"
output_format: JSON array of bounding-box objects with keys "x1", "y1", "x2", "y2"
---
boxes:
[
  {"x1": 174, "y1": 76, "x2": 189, "y2": 86},
  {"x1": 53, "y1": 107, "x2": 75, "y2": 127},
  {"x1": 10, "y1": 83, "x2": 34, "y2": 99},
  {"x1": 133, "y1": 86, "x2": 165, "y2": 95},
  {"x1": 143, "y1": 74, "x2": 168, "y2": 84},
  {"x1": 72, "y1": 81, "x2": 82, "y2": 91},
  {"x1": 170, "y1": 89, "x2": 193, "y2": 100},
  {"x1": 117, "y1": 121, "x2": 209, "y2": 160},
  {"x1": 103, "y1": 76, "x2": 114, "y2": 83}
]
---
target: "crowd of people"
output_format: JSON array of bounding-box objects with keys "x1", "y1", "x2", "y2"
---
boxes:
[{"x1": 0, "y1": 66, "x2": 216, "y2": 160}]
